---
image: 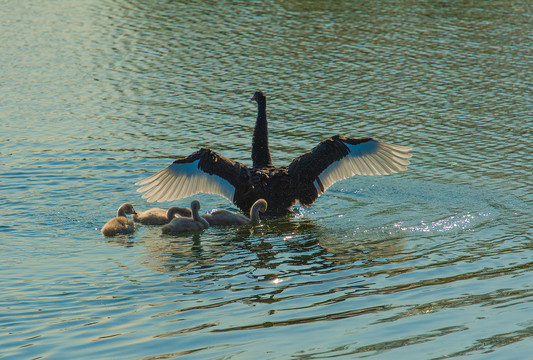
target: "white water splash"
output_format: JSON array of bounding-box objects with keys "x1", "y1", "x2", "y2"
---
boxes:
[{"x1": 393, "y1": 212, "x2": 492, "y2": 234}]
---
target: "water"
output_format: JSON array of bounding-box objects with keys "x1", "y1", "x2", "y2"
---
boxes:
[{"x1": 1, "y1": 0, "x2": 532, "y2": 359}]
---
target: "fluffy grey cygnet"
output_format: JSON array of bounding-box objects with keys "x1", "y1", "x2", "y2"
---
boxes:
[
  {"x1": 202, "y1": 199, "x2": 267, "y2": 226},
  {"x1": 101, "y1": 203, "x2": 136, "y2": 237},
  {"x1": 161, "y1": 200, "x2": 209, "y2": 234},
  {"x1": 133, "y1": 206, "x2": 192, "y2": 225}
]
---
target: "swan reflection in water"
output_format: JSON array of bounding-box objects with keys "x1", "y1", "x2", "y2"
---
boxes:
[{"x1": 138, "y1": 211, "x2": 407, "y2": 277}]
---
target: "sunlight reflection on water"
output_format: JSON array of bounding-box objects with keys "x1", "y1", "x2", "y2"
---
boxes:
[{"x1": 392, "y1": 212, "x2": 490, "y2": 234}]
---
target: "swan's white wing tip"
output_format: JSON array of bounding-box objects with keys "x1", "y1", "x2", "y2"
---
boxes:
[
  {"x1": 136, "y1": 161, "x2": 236, "y2": 204},
  {"x1": 317, "y1": 140, "x2": 412, "y2": 192}
]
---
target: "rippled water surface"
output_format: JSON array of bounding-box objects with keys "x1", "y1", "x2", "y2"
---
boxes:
[{"x1": 1, "y1": 1, "x2": 532, "y2": 359}]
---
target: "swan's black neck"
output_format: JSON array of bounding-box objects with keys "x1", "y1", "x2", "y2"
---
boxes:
[{"x1": 252, "y1": 97, "x2": 273, "y2": 168}]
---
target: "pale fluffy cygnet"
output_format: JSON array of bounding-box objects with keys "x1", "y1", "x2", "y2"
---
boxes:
[
  {"x1": 202, "y1": 199, "x2": 267, "y2": 226},
  {"x1": 101, "y1": 203, "x2": 136, "y2": 237},
  {"x1": 133, "y1": 206, "x2": 192, "y2": 225},
  {"x1": 161, "y1": 200, "x2": 209, "y2": 234}
]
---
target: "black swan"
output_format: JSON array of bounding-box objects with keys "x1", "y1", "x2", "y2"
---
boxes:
[
  {"x1": 101, "y1": 203, "x2": 136, "y2": 237},
  {"x1": 133, "y1": 206, "x2": 192, "y2": 225},
  {"x1": 202, "y1": 198, "x2": 267, "y2": 226},
  {"x1": 161, "y1": 200, "x2": 209, "y2": 234},
  {"x1": 137, "y1": 91, "x2": 412, "y2": 216}
]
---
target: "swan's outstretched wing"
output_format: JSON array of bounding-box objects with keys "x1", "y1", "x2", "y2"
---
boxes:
[
  {"x1": 288, "y1": 135, "x2": 412, "y2": 206},
  {"x1": 136, "y1": 148, "x2": 249, "y2": 203}
]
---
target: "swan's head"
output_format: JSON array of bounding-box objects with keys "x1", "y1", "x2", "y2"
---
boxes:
[
  {"x1": 190, "y1": 200, "x2": 201, "y2": 212},
  {"x1": 120, "y1": 203, "x2": 136, "y2": 215},
  {"x1": 251, "y1": 90, "x2": 266, "y2": 103}
]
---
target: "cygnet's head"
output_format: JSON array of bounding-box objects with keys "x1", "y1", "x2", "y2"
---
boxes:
[
  {"x1": 120, "y1": 203, "x2": 136, "y2": 215},
  {"x1": 168, "y1": 206, "x2": 192, "y2": 218},
  {"x1": 256, "y1": 199, "x2": 268, "y2": 213},
  {"x1": 191, "y1": 200, "x2": 201, "y2": 212}
]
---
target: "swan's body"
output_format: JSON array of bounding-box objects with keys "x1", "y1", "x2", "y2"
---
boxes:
[
  {"x1": 161, "y1": 200, "x2": 209, "y2": 234},
  {"x1": 137, "y1": 91, "x2": 412, "y2": 216},
  {"x1": 101, "y1": 203, "x2": 136, "y2": 237},
  {"x1": 203, "y1": 199, "x2": 267, "y2": 226},
  {"x1": 133, "y1": 207, "x2": 192, "y2": 225}
]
